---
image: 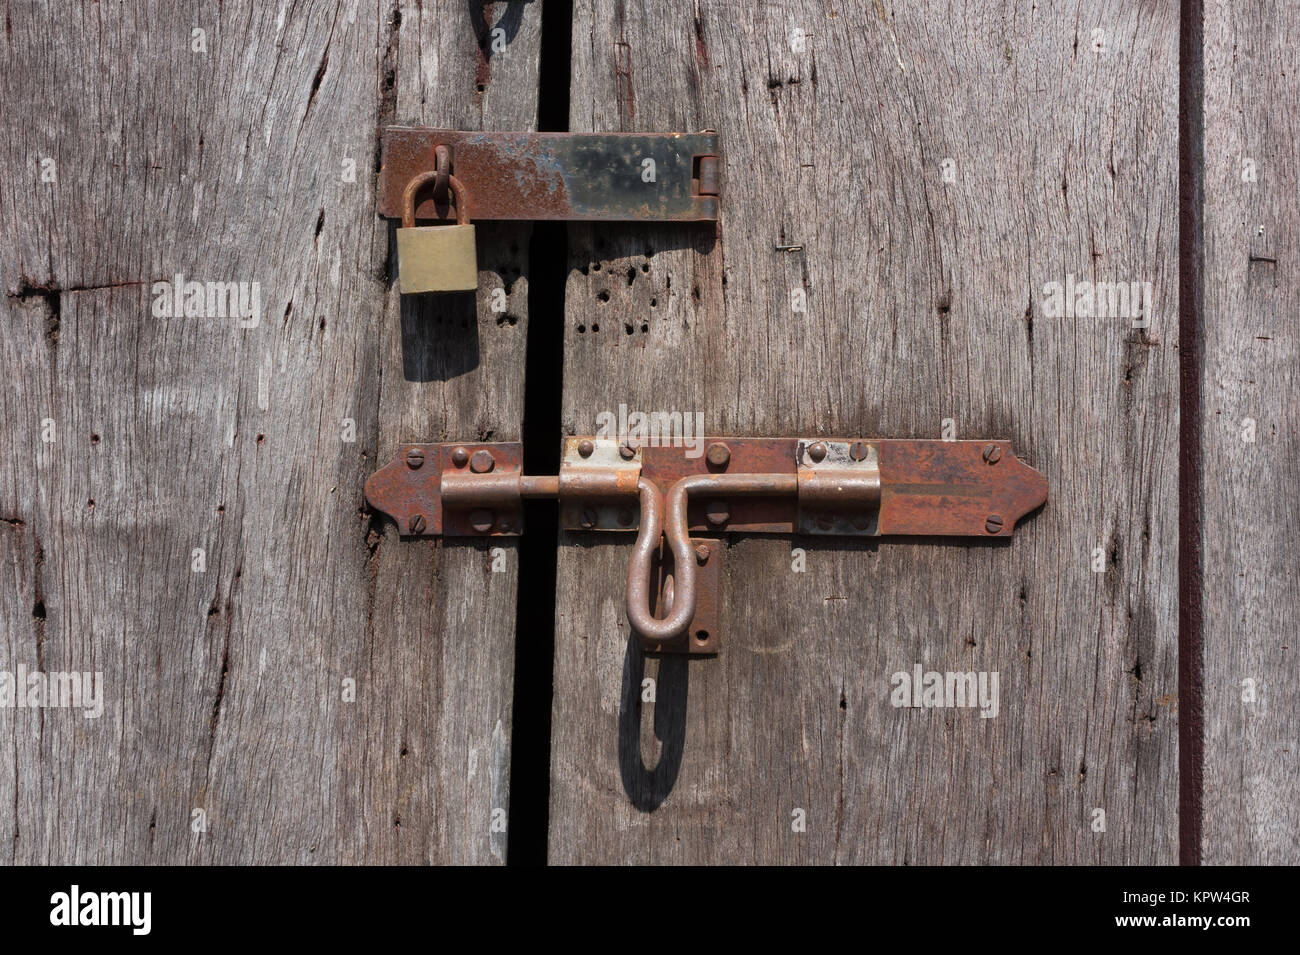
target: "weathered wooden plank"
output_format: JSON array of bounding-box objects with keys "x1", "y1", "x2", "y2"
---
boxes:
[
  {"x1": 1200, "y1": 0, "x2": 1300, "y2": 865},
  {"x1": 0, "y1": 0, "x2": 538, "y2": 863},
  {"x1": 550, "y1": 0, "x2": 1180, "y2": 863}
]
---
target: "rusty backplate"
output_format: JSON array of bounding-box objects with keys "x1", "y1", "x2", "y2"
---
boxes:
[
  {"x1": 643, "y1": 537, "x2": 722, "y2": 655},
  {"x1": 364, "y1": 442, "x2": 524, "y2": 537},
  {"x1": 876, "y1": 439, "x2": 1045, "y2": 537},
  {"x1": 378, "y1": 129, "x2": 721, "y2": 222},
  {"x1": 640, "y1": 438, "x2": 1046, "y2": 537}
]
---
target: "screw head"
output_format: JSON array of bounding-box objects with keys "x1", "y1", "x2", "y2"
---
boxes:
[
  {"x1": 619, "y1": 439, "x2": 639, "y2": 460},
  {"x1": 617, "y1": 508, "x2": 635, "y2": 527},
  {"x1": 580, "y1": 506, "x2": 599, "y2": 529},
  {"x1": 982, "y1": 444, "x2": 1003, "y2": 465},
  {"x1": 451, "y1": 447, "x2": 470, "y2": 468},
  {"x1": 577, "y1": 438, "x2": 595, "y2": 458},
  {"x1": 470, "y1": 450, "x2": 495, "y2": 473},
  {"x1": 695, "y1": 544, "x2": 711, "y2": 564},
  {"x1": 409, "y1": 514, "x2": 427, "y2": 534},
  {"x1": 985, "y1": 514, "x2": 1004, "y2": 534},
  {"x1": 705, "y1": 500, "x2": 730, "y2": 526},
  {"x1": 808, "y1": 442, "x2": 828, "y2": 463},
  {"x1": 405, "y1": 447, "x2": 425, "y2": 469},
  {"x1": 849, "y1": 441, "x2": 870, "y2": 462},
  {"x1": 706, "y1": 442, "x2": 731, "y2": 469},
  {"x1": 469, "y1": 509, "x2": 494, "y2": 533}
]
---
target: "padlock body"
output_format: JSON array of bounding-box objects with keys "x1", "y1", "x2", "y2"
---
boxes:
[{"x1": 396, "y1": 223, "x2": 478, "y2": 293}]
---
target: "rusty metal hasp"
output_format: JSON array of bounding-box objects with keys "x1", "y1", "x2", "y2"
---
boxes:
[
  {"x1": 379, "y1": 129, "x2": 721, "y2": 222},
  {"x1": 380, "y1": 129, "x2": 721, "y2": 295},
  {"x1": 366, "y1": 437, "x2": 1047, "y2": 655}
]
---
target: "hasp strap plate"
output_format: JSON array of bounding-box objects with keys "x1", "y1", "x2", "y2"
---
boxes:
[{"x1": 378, "y1": 129, "x2": 721, "y2": 222}]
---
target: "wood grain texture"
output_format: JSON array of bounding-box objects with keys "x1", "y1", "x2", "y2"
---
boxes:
[
  {"x1": 550, "y1": 0, "x2": 1180, "y2": 863},
  {"x1": 0, "y1": 0, "x2": 538, "y2": 863},
  {"x1": 1200, "y1": 0, "x2": 1300, "y2": 865}
]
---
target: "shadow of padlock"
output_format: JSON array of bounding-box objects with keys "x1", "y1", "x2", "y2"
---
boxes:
[{"x1": 396, "y1": 169, "x2": 478, "y2": 294}]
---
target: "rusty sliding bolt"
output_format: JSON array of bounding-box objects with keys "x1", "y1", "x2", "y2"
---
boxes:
[{"x1": 365, "y1": 437, "x2": 1047, "y2": 654}]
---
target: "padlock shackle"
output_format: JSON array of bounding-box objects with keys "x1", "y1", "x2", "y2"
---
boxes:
[{"x1": 402, "y1": 171, "x2": 470, "y2": 228}]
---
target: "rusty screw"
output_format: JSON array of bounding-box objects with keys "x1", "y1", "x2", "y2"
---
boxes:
[
  {"x1": 982, "y1": 444, "x2": 1003, "y2": 465},
  {"x1": 577, "y1": 438, "x2": 595, "y2": 458},
  {"x1": 470, "y1": 450, "x2": 495, "y2": 474},
  {"x1": 985, "y1": 514, "x2": 1004, "y2": 534},
  {"x1": 695, "y1": 544, "x2": 711, "y2": 564},
  {"x1": 619, "y1": 439, "x2": 639, "y2": 461},
  {"x1": 705, "y1": 500, "x2": 730, "y2": 527},
  {"x1": 850, "y1": 441, "x2": 870, "y2": 462},
  {"x1": 409, "y1": 514, "x2": 427, "y2": 534},
  {"x1": 469, "y1": 509, "x2": 495, "y2": 534},
  {"x1": 405, "y1": 447, "x2": 425, "y2": 469},
  {"x1": 808, "y1": 442, "x2": 827, "y2": 463},
  {"x1": 617, "y1": 508, "x2": 635, "y2": 527},
  {"x1": 580, "y1": 506, "x2": 599, "y2": 529},
  {"x1": 451, "y1": 446, "x2": 470, "y2": 468},
  {"x1": 706, "y1": 442, "x2": 731, "y2": 469}
]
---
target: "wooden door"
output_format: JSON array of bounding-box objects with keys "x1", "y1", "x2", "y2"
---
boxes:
[
  {"x1": 1, "y1": 1, "x2": 541, "y2": 864},
  {"x1": 550, "y1": 0, "x2": 1181, "y2": 864}
]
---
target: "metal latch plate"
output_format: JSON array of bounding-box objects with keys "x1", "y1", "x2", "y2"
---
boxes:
[{"x1": 378, "y1": 129, "x2": 721, "y2": 222}]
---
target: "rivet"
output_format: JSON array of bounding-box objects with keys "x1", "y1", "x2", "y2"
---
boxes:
[
  {"x1": 808, "y1": 442, "x2": 827, "y2": 463},
  {"x1": 706, "y1": 442, "x2": 731, "y2": 469},
  {"x1": 470, "y1": 509, "x2": 494, "y2": 533},
  {"x1": 580, "y1": 506, "x2": 599, "y2": 529},
  {"x1": 409, "y1": 514, "x2": 427, "y2": 534},
  {"x1": 451, "y1": 447, "x2": 470, "y2": 468},
  {"x1": 470, "y1": 450, "x2": 495, "y2": 473},
  {"x1": 617, "y1": 508, "x2": 635, "y2": 527},
  {"x1": 982, "y1": 444, "x2": 1003, "y2": 465},
  {"x1": 985, "y1": 514, "x2": 1004, "y2": 534},
  {"x1": 405, "y1": 447, "x2": 425, "y2": 469},
  {"x1": 577, "y1": 438, "x2": 595, "y2": 458},
  {"x1": 705, "y1": 500, "x2": 729, "y2": 526}
]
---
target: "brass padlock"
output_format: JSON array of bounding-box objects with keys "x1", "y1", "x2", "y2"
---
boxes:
[{"x1": 396, "y1": 169, "x2": 477, "y2": 294}]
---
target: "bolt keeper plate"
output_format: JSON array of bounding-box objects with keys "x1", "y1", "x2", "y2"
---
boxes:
[{"x1": 364, "y1": 442, "x2": 524, "y2": 537}]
